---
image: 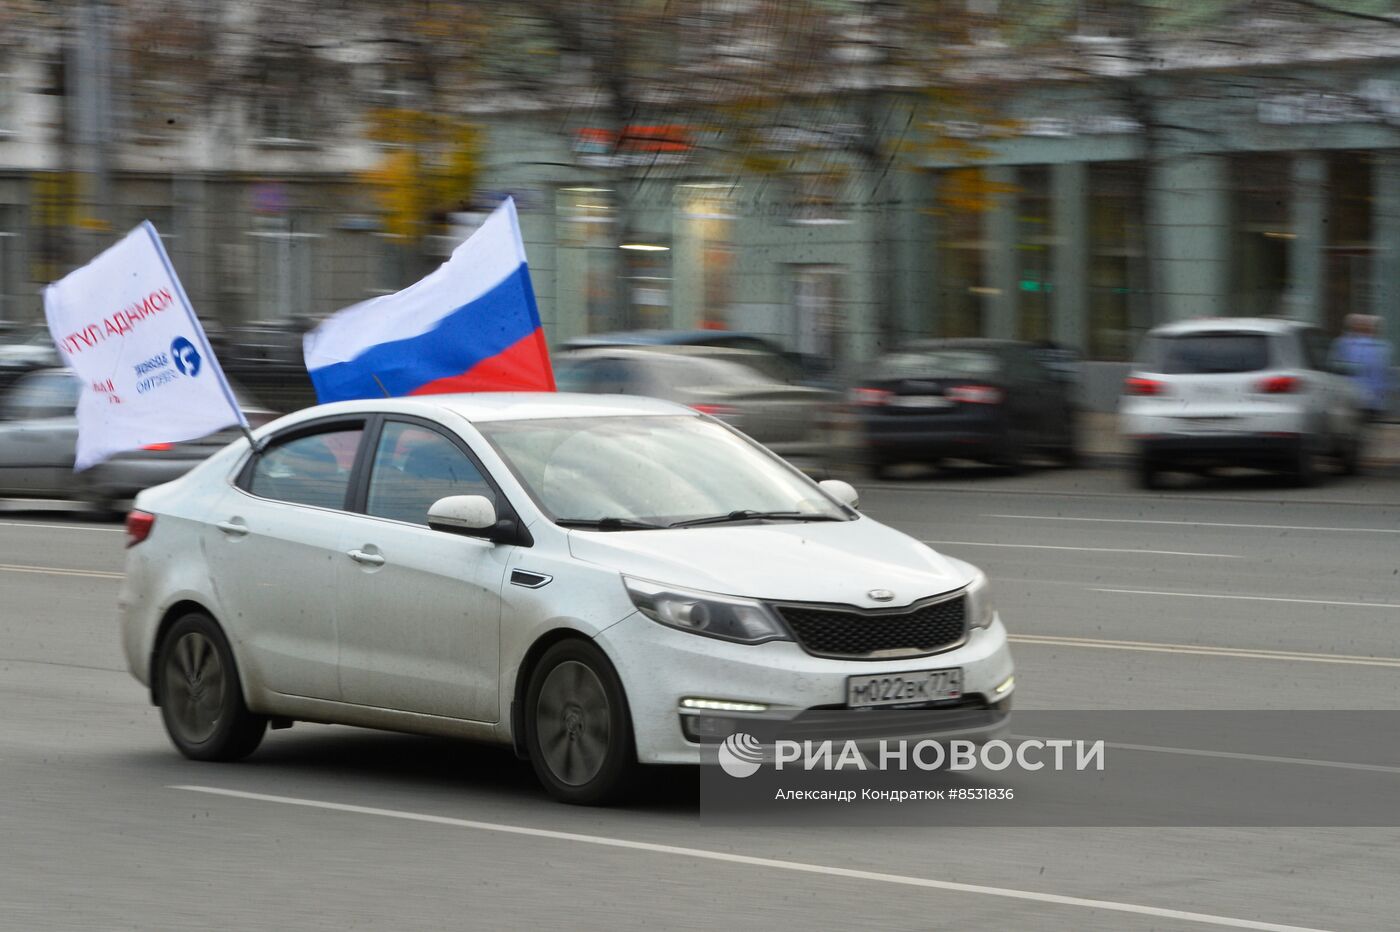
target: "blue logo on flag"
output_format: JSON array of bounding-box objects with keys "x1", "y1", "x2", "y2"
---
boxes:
[{"x1": 171, "y1": 337, "x2": 202, "y2": 377}]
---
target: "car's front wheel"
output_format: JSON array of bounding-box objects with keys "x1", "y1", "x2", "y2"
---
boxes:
[
  {"x1": 156, "y1": 612, "x2": 267, "y2": 762},
  {"x1": 524, "y1": 639, "x2": 638, "y2": 805}
]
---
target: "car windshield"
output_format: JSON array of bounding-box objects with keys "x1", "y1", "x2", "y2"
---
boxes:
[
  {"x1": 874, "y1": 349, "x2": 1001, "y2": 380},
  {"x1": 1149, "y1": 333, "x2": 1272, "y2": 374},
  {"x1": 477, "y1": 415, "x2": 848, "y2": 526}
]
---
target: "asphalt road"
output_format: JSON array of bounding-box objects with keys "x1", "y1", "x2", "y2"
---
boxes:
[{"x1": 2, "y1": 467, "x2": 1399, "y2": 931}]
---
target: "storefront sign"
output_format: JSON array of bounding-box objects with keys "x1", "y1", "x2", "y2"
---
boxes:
[
  {"x1": 933, "y1": 114, "x2": 1142, "y2": 139},
  {"x1": 1258, "y1": 79, "x2": 1400, "y2": 125}
]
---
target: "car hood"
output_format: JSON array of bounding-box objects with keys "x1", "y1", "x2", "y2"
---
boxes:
[{"x1": 567, "y1": 516, "x2": 968, "y2": 607}]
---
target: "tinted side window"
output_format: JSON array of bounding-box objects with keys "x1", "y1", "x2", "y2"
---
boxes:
[
  {"x1": 366, "y1": 422, "x2": 493, "y2": 525},
  {"x1": 248, "y1": 427, "x2": 363, "y2": 509},
  {"x1": 591, "y1": 359, "x2": 638, "y2": 394},
  {"x1": 5, "y1": 371, "x2": 80, "y2": 419},
  {"x1": 552, "y1": 359, "x2": 596, "y2": 393}
]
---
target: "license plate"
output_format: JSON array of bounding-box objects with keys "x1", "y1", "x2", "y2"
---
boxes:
[
  {"x1": 893, "y1": 395, "x2": 952, "y2": 408},
  {"x1": 847, "y1": 668, "x2": 962, "y2": 708}
]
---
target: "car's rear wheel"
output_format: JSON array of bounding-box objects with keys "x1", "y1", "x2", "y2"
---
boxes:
[
  {"x1": 864, "y1": 457, "x2": 893, "y2": 481},
  {"x1": 156, "y1": 612, "x2": 266, "y2": 762},
  {"x1": 1291, "y1": 439, "x2": 1322, "y2": 487},
  {"x1": 525, "y1": 639, "x2": 638, "y2": 805},
  {"x1": 1337, "y1": 430, "x2": 1363, "y2": 476},
  {"x1": 1136, "y1": 456, "x2": 1163, "y2": 490},
  {"x1": 991, "y1": 430, "x2": 1025, "y2": 476}
]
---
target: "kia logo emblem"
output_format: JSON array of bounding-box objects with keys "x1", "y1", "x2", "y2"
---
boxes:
[{"x1": 868, "y1": 589, "x2": 895, "y2": 602}]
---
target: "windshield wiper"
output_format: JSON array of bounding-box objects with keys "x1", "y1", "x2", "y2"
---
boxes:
[
  {"x1": 669, "y1": 510, "x2": 845, "y2": 529},
  {"x1": 555, "y1": 517, "x2": 665, "y2": 531}
]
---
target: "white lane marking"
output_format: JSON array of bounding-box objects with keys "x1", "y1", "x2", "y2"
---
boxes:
[
  {"x1": 987, "y1": 513, "x2": 1400, "y2": 534},
  {"x1": 923, "y1": 540, "x2": 1240, "y2": 559},
  {"x1": 1009, "y1": 634, "x2": 1400, "y2": 668},
  {"x1": 0, "y1": 519, "x2": 124, "y2": 533},
  {"x1": 0, "y1": 563, "x2": 123, "y2": 579},
  {"x1": 1008, "y1": 737, "x2": 1400, "y2": 776},
  {"x1": 171, "y1": 785, "x2": 1326, "y2": 932},
  {"x1": 1090, "y1": 587, "x2": 1400, "y2": 610}
]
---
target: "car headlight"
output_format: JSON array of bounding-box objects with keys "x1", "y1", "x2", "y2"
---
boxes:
[
  {"x1": 965, "y1": 569, "x2": 995, "y2": 629},
  {"x1": 623, "y1": 576, "x2": 790, "y2": 645}
]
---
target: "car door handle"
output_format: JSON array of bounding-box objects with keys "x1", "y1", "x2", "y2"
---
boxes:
[
  {"x1": 347, "y1": 549, "x2": 385, "y2": 567},
  {"x1": 215, "y1": 520, "x2": 249, "y2": 537}
]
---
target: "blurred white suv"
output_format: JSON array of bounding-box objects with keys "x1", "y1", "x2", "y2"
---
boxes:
[{"x1": 1120, "y1": 318, "x2": 1364, "y2": 488}]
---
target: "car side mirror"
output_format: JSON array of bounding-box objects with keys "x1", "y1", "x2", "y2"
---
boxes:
[
  {"x1": 428, "y1": 495, "x2": 499, "y2": 537},
  {"x1": 819, "y1": 479, "x2": 859, "y2": 510}
]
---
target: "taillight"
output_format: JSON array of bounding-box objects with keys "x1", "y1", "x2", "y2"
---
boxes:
[
  {"x1": 141, "y1": 442, "x2": 174, "y2": 451},
  {"x1": 1125, "y1": 377, "x2": 1165, "y2": 396},
  {"x1": 850, "y1": 387, "x2": 892, "y2": 406},
  {"x1": 691, "y1": 403, "x2": 736, "y2": 417},
  {"x1": 125, "y1": 510, "x2": 155, "y2": 548},
  {"x1": 1257, "y1": 375, "x2": 1300, "y2": 394},
  {"x1": 947, "y1": 384, "x2": 1003, "y2": 405}
]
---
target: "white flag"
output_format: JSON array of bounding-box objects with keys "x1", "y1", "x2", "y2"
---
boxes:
[{"x1": 43, "y1": 222, "x2": 245, "y2": 471}]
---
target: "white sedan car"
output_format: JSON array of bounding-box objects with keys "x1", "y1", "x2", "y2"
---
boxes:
[{"x1": 119, "y1": 394, "x2": 1015, "y2": 804}]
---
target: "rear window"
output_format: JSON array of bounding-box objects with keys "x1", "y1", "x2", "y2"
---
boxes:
[
  {"x1": 873, "y1": 350, "x2": 1001, "y2": 380},
  {"x1": 1148, "y1": 333, "x2": 1272, "y2": 374}
]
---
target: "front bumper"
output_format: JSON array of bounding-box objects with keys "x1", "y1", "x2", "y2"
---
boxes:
[{"x1": 596, "y1": 611, "x2": 1016, "y2": 764}]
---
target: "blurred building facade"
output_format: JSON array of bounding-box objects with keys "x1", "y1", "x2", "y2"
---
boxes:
[{"x1": 3, "y1": 1, "x2": 1400, "y2": 379}]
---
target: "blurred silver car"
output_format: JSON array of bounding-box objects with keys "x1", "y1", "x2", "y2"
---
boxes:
[
  {"x1": 0, "y1": 324, "x2": 62, "y2": 391},
  {"x1": 552, "y1": 345, "x2": 839, "y2": 470},
  {"x1": 0, "y1": 368, "x2": 272, "y2": 512}
]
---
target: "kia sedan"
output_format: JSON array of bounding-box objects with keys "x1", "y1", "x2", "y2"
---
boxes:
[{"x1": 119, "y1": 393, "x2": 1015, "y2": 804}]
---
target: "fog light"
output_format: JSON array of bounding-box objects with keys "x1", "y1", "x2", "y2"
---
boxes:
[
  {"x1": 680, "y1": 697, "x2": 768, "y2": 712},
  {"x1": 994, "y1": 675, "x2": 1015, "y2": 696},
  {"x1": 681, "y1": 715, "x2": 740, "y2": 743}
]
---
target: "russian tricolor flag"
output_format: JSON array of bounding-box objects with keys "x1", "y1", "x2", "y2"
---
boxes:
[{"x1": 303, "y1": 197, "x2": 554, "y2": 403}]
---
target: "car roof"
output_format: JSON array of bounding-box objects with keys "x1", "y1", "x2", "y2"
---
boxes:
[
  {"x1": 1149, "y1": 317, "x2": 1310, "y2": 336},
  {"x1": 886, "y1": 338, "x2": 1018, "y2": 355},
  {"x1": 271, "y1": 392, "x2": 694, "y2": 427},
  {"x1": 555, "y1": 344, "x2": 771, "y2": 361},
  {"x1": 559, "y1": 329, "x2": 775, "y2": 348}
]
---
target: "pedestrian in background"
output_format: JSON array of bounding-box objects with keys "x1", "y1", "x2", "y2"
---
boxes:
[{"x1": 1330, "y1": 314, "x2": 1394, "y2": 422}]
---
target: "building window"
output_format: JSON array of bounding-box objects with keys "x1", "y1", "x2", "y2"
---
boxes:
[
  {"x1": 1230, "y1": 154, "x2": 1292, "y2": 318},
  {"x1": 623, "y1": 245, "x2": 672, "y2": 330},
  {"x1": 248, "y1": 217, "x2": 319, "y2": 321},
  {"x1": 1015, "y1": 166, "x2": 1054, "y2": 342},
  {"x1": 557, "y1": 187, "x2": 617, "y2": 335},
  {"x1": 0, "y1": 67, "x2": 15, "y2": 135},
  {"x1": 0, "y1": 205, "x2": 23, "y2": 322},
  {"x1": 936, "y1": 168, "x2": 992, "y2": 338},
  {"x1": 791, "y1": 265, "x2": 845, "y2": 368},
  {"x1": 1086, "y1": 162, "x2": 1147, "y2": 360},
  {"x1": 1325, "y1": 151, "x2": 1374, "y2": 335},
  {"x1": 679, "y1": 184, "x2": 736, "y2": 328}
]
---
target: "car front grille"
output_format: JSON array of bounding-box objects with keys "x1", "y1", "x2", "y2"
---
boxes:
[{"x1": 776, "y1": 593, "x2": 968, "y2": 659}]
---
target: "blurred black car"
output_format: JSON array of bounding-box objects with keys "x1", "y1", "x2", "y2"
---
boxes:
[
  {"x1": 851, "y1": 339, "x2": 1077, "y2": 478},
  {"x1": 218, "y1": 319, "x2": 319, "y2": 411}
]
